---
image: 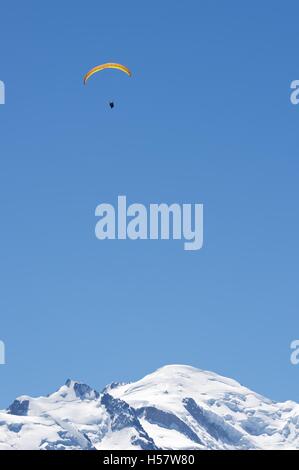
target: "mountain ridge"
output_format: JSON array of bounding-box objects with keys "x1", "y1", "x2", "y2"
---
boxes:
[{"x1": 1, "y1": 364, "x2": 298, "y2": 450}]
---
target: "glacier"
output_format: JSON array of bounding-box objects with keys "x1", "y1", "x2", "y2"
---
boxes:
[{"x1": 1, "y1": 364, "x2": 299, "y2": 450}]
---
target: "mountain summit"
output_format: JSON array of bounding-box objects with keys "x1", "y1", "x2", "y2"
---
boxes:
[{"x1": 1, "y1": 365, "x2": 298, "y2": 450}]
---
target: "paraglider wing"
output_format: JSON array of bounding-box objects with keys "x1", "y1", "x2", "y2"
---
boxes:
[{"x1": 83, "y1": 63, "x2": 132, "y2": 84}]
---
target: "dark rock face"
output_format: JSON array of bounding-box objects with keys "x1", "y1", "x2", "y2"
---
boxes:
[
  {"x1": 74, "y1": 383, "x2": 99, "y2": 400},
  {"x1": 65, "y1": 380, "x2": 100, "y2": 400},
  {"x1": 7, "y1": 399, "x2": 29, "y2": 416},
  {"x1": 137, "y1": 406, "x2": 202, "y2": 445},
  {"x1": 7, "y1": 423, "x2": 23, "y2": 433},
  {"x1": 183, "y1": 397, "x2": 247, "y2": 447},
  {"x1": 101, "y1": 393, "x2": 157, "y2": 450}
]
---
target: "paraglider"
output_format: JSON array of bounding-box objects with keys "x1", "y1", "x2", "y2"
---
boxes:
[
  {"x1": 83, "y1": 63, "x2": 132, "y2": 84},
  {"x1": 83, "y1": 62, "x2": 132, "y2": 108}
]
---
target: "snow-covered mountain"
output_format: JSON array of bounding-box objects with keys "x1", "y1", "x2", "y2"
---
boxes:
[{"x1": 1, "y1": 365, "x2": 299, "y2": 450}]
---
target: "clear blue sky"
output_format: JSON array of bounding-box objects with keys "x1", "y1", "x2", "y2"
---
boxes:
[{"x1": 0, "y1": 1, "x2": 299, "y2": 407}]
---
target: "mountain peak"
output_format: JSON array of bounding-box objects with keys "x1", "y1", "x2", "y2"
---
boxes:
[{"x1": 64, "y1": 379, "x2": 100, "y2": 400}]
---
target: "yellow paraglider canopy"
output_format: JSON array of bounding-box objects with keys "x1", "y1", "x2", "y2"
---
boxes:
[{"x1": 83, "y1": 63, "x2": 132, "y2": 84}]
